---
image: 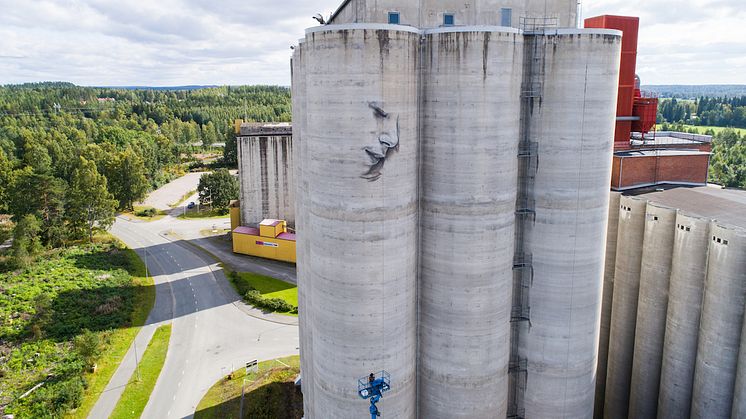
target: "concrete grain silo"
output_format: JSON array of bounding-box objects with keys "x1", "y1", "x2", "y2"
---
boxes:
[
  {"x1": 594, "y1": 191, "x2": 621, "y2": 419},
  {"x1": 293, "y1": 2, "x2": 623, "y2": 417},
  {"x1": 691, "y1": 223, "x2": 746, "y2": 418},
  {"x1": 236, "y1": 124, "x2": 295, "y2": 227},
  {"x1": 518, "y1": 30, "x2": 621, "y2": 419},
  {"x1": 628, "y1": 203, "x2": 677, "y2": 418},
  {"x1": 291, "y1": 41, "x2": 316, "y2": 416},
  {"x1": 417, "y1": 27, "x2": 522, "y2": 418},
  {"x1": 657, "y1": 212, "x2": 711, "y2": 419},
  {"x1": 604, "y1": 195, "x2": 646, "y2": 418},
  {"x1": 299, "y1": 25, "x2": 420, "y2": 418},
  {"x1": 733, "y1": 308, "x2": 746, "y2": 418}
]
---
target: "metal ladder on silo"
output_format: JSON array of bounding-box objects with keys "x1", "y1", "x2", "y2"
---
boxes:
[{"x1": 508, "y1": 17, "x2": 556, "y2": 419}]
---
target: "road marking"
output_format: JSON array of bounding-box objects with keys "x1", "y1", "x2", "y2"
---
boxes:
[
  {"x1": 173, "y1": 395, "x2": 176, "y2": 401},
  {"x1": 178, "y1": 381, "x2": 182, "y2": 387},
  {"x1": 182, "y1": 370, "x2": 185, "y2": 375}
]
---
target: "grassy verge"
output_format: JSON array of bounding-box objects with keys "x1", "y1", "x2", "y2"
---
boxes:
[
  {"x1": 177, "y1": 209, "x2": 229, "y2": 220},
  {"x1": 194, "y1": 355, "x2": 301, "y2": 419},
  {"x1": 656, "y1": 124, "x2": 746, "y2": 136},
  {"x1": 109, "y1": 325, "x2": 172, "y2": 419},
  {"x1": 169, "y1": 189, "x2": 197, "y2": 208},
  {"x1": 121, "y1": 206, "x2": 167, "y2": 222},
  {"x1": 67, "y1": 243, "x2": 156, "y2": 419},
  {"x1": 0, "y1": 233, "x2": 156, "y2": 419},
  {"x1": 229, "y1": 271, "x2": 297, "y2": 316}
]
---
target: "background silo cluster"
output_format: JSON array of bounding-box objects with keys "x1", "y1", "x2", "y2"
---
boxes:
[{"x1": 599, "y1": 194, "x2": 746, "y2": 419}]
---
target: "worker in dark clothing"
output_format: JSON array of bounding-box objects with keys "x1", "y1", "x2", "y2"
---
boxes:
[{"x1": 369, "y1": 373, "x2": 375, "y2": 385}]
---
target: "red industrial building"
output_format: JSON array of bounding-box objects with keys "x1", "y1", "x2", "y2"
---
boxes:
[{"x1": 585, "y1": 15, "x2": 712, "y2": 191}]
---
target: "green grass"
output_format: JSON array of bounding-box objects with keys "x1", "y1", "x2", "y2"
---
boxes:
[
  {"x1": 122, "y1": 206, "x2": 167, "y2": 222},
  {"x1": 194, "y1": 355, "x2": 301, "y2": 419},
  {"x1": 109, "y1": 325, "x2": 172, "y2": 419},
  {"x1": 168, "y1": 189, "x2": 197, "y2": 208},
  {"x1": 229, "y1": 272, "x2": 297, "y2": 315},
  {"x1": 657, "y1": 124, "x2": 746, "y2": 136},
  {"x1": 0, "y1": 234, "x2": 156, "y2": 419},
  {"x1": 67, "y1": 244, "x2": 155, "y2": 419},
  {"x1": 177, "y1": 208, "x2": 229, "y2": 220}
]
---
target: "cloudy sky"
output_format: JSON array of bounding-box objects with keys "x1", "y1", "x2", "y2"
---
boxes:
[{"x1": 0, "y1": 0, "x2": 743, "y2": 86}]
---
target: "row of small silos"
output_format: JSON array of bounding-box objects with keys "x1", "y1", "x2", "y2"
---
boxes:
[
  {"x1": 599, "y1": 194, "x2": 746, "y2": 419},
  {"x1": 293, "y1": 23, "x2": 622, "y2": 418}
]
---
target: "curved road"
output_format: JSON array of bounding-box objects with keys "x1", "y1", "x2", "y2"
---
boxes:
[{"x1": 89, "y1": 216, "x2": 299, "y2": 418}]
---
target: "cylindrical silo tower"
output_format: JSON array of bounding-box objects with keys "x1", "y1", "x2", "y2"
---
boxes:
[
  {"x1": 691, "y1": 223, "x2": 746, "y2": 418},
  {"x1": 733, "y1": 307, "x2": 746, "y2": 418},
  {"x1": 291, "y1": 40, "x2": 316, "y2": 416},
  {"x1": 594, "y1": 191, "x2": 621, "y2": 419},
  {"x1": 628, "y1": 203, "x2": 677, "y2": 418},
  {"x1": 518, "y1": 29, "x2": 622, "y2": 419},
  {"x1": 417, "y1": 27, "x2": 522, "y2": 418},
  {"x1": 604, "y1": 195, "x2": 647, "y2": 419},
  {"x1": 657, "y1": 212, "x2": 711, "y2": 419},
  {"x1": 300, "y1": 24, "x2": 420, "y2": 418}
]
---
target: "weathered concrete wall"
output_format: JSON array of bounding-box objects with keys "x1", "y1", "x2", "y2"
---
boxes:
[
  {"x1": 594, "y1": 191, "x2": 621, "y2": 419},
  {"x1": 604, "y1": 195, "x2": 647, "y2": 419},
  {"x1": 330, "y1": 0, "x2": 578, "y2": 28},
  {"x1": 417, "y1": 28, "x2": 522, "y2": 418},
  {"x1": 628, "y1": 203, "x2": 677, "y2": 418},
  {"x1": 657, "y1": 212, "x2": 711, "y2": 418},
  {"x1": 300, "y1": 25, "x2": 420, "y2": 418},
  {"x1": 293, "y1": 23, "x2": 621, "y2": 418},
  {"x1": 691, "y1": 223, "x2": 746, "y2": 418},
  {"x1": 237, "y1": 134, "x2": 295, "y2": 227},
  {"x1": 520, "y1": 30, "x2": 621, "y2": 419},
  {"x1": 733, "y1": 307, "x2": 746, "y2": 418}
]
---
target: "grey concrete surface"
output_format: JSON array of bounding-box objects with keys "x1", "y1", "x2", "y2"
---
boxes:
[
  {"x1": 604, "y1": 196, "x2": 647, "y2": 419},
  {"x1": 299, "y1": 26, "x2": 420, "y2": 419},
  {"x1": 691, "y1": 223, "x2": 746, "y2": 418},
  {"x1": 417, "y1": 29, "x2": 521, "y2": 419},
  {"x1": 628, "y1": 203, "x2": 677, "y2": 418},
  {"x1": 329, "y1": 0, "x2": 578, "y2": 28},
  {"x1": 88, "y1": 218, "x2": 299, "y2": 419},
  {"x1": 733, "y1": 308, "x2": 746, "y2": 418},
  {"x1": 237, "y1": 134, "x2": 295, "y2": 227},
  {"x1": 657, "y1": 213, "x2": 711, "y2": 419},
  {"x1": 520, "y1": 31, "x2": 621, "y2": 419},
  {"x1": 594, "y1": 192, "x2": 621, "y2": 419}
]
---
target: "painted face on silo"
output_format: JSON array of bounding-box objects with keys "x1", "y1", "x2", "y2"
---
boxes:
[{"x1": 361, "y1": 101, "x2": 400, "y2": 182}]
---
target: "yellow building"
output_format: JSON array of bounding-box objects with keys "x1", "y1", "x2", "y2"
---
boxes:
[{"x1": 232, "y1": 219, "x2": 296, "y2": 263}]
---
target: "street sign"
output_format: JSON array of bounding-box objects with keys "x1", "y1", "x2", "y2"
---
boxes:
[{"x1": 246, "y1": 360, "x2": 258, "y2": 374}]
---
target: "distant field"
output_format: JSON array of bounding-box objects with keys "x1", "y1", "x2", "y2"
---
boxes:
[{"x1": 657, "y1": 124, "x2": 746, "y2": 136}]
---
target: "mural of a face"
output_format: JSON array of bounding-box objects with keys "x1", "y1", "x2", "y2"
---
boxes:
[{"x1": 361, "y1": 101, "x2": 400, "y2": 182}]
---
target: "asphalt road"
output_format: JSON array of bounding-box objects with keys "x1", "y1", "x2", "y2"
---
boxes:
[
  {"x1": 140, "y1": 172, "x2": 205, "y2": 210},
  {"x1": 89, "y1": 217, "x2": 299, "y2": 418}
]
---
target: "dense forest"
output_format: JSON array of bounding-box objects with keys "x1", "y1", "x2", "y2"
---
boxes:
[
  {"x1": 644, "y1": 84, "x2": 746, "y2": 99},
  {"x1": 0, "y1": 82, "x2": 290, "y2": 255},
  {"x1": 658, "y1": 96, "x2": 746, "y2": 128}
]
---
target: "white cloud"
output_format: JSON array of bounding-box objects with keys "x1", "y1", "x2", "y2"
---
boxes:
[
  {"x1": 0, "y1": 0, "x2": 742, "y2": 86},
  {"x1": 582, "y1": 0, "x2": 746, "y2": 84}
]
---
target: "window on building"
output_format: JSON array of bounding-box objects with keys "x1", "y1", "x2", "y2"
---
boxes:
[
  {"x1": 501, "y1": 8, "x2": 512, "y2": 27},
  {"x1": 388, "y1": 12, "x2": 400, "y2": 24},
  {"x1": 443, "y1": 13, "x2": 455, "y2": 26}
]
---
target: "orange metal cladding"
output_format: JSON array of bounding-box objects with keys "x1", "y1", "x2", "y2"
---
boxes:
[{"x1": 585, "y1": 15, "x2": 640, "y2": 150}]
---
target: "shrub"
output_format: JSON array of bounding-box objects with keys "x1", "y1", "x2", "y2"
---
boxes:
[
  {"x1": 135, "y1": 208, "x2": 157, "y2": 217},
  {"x1": 244, "y1": 290, "x2": 295, "y2": 313}
]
